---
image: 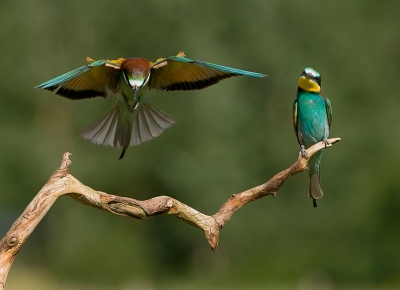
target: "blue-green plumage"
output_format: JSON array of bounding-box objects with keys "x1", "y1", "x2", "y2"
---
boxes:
[
  {"x1": 293, "y1": 68, "x2": 332, "y2": 207},
  {"x1": 162, "y1": 56, "x2": 266, "y2": 78}
]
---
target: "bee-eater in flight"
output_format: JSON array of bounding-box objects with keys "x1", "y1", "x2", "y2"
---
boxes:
[
  {"x1": 35, "y1": 52, "x2": 266, "y2": 159},
  {"x1": 293, "y1": 68, "x2": 332, "y2": 207}
]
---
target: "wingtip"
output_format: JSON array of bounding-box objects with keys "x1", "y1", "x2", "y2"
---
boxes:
[
  {"x1": 236, "y1": 70, "x2": 267, "y2": 78},
  {"x1": 33, "y1": 83, "x2": 51, "y2": 90},
  {"x1": 255, "y1": 72, "x2": 268, "y2": 78}
]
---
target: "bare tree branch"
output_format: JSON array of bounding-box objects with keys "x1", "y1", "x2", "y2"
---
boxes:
[{"x1": 0, "y1": 137, "x2": 340, "y2": 289}]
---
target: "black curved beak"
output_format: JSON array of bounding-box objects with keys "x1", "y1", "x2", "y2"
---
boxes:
[{"x1": 132, "y1": 86, "x2": 139, "y2": 99}]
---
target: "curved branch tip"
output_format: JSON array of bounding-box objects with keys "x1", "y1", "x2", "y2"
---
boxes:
[{"x1": 60, "y1": 152, "x2": 72, "y2": 170}]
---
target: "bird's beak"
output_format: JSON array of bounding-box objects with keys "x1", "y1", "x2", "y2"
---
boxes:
[{"x1": 132, "y1": 86, "x2": 139, "y2": 98}]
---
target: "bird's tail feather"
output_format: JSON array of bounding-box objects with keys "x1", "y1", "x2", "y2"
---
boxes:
[
  {"x1": 77, "y1": 101, "x2": 179, "y2": 159},
  {"x1": 309, "y1": 172, "x2": 324, "y2": 208}
]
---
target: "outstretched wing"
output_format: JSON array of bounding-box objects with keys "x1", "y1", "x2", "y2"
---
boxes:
[
  {"x1": 35, "y1": 57, "x2": 125, "y2": 100},
  {"x1": 148, "y1": 54, "x2": 266, "y2": 91}
]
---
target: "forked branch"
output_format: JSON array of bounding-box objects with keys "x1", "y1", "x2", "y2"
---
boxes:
[{"x1": 0, "y1": 137, "x2": 340, "y2": 289}]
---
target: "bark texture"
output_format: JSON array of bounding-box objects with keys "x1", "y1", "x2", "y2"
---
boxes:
[{"x1": 0, "y1": 138, "x2": 340, "y2": 289}]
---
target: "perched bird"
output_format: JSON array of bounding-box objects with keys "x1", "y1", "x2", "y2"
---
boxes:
[
  {"x1": 35, "y1": 52, "x2": 266, "y2": 159},
  {"x1": 292, "y1": 68, "x2": 332, "y2": 207}
]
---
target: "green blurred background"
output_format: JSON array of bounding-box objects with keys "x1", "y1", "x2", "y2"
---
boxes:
[{"x1": 1, "y1": 0, "x2": 399, "y2": 289}]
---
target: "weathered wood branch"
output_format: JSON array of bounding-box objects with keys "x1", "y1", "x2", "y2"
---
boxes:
[{"x1": 0, "y1": 137, "x2": 340, "y2": 289}]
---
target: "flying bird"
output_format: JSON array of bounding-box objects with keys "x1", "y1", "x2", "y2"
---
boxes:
[
  {"x1": 293, "y1": 67, "x2": 332, "y2": 207},
  {"x1": 35, "y1": 52, "x2": 266, "y2": 159}
]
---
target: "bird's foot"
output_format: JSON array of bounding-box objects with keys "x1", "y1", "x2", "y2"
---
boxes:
[
  {"x1": 131, "y1": 101, "x2": 140, "y2": 112},
  {"x1": 322, "y1": 138, "x2": 331, "y2": 147},
  {"x1": 130, "y1": 97, "x2": 142, "y2": 113},
  {"x1": 300, "y1": 145, "x2": 308, "y2": 159}
]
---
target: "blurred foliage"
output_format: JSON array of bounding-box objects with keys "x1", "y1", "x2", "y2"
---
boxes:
[{"x1": 1, "y1": 0, "x2": 400, "y2": 289}]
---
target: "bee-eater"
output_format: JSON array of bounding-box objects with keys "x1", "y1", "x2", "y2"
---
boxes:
[
  {"x1": 293, "y1": 68, "x2": 332, "y2": 207},
  {"x1": 35, "y1": 52, "x2": 266, "y2": 159}
]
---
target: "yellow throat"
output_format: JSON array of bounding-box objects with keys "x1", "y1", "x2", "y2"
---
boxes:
[{"x1": 298, "y1": 76, "x2": 320, "y2": 93}]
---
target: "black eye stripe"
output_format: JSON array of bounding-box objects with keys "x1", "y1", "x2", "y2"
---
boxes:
[
  {"x1": 305, "y1": 74, "x2": 321, "y2": 86},
  {"x1": 305, "y1": 73, "x2": 318, "y2": 80}
]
